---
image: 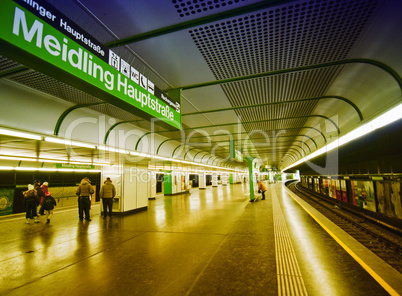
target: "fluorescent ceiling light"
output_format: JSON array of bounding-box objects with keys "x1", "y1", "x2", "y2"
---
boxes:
[
  {"x1": 0, "y1": 166, "x2": 101, "y2": 172},
  {"x1": 0, "y1": 166, "x2": 14, "y2": 170},
  {"x1": 45, "y1": 137, "x2": 96, "y2": 149},
  {"x1": 98, "y1": 146, "x2": 131, "y2": 154},
  {"x1": 282, "y1": 103, "x2": 402, "y2": 171},
  {"x1": 152, "y1": 155, "x2": 167, "y2": 160},
  {"x1": 129, "y1": 151, "x2": 149, "y2": 157},
  {"x1": 0, "y1": 154, "x2": 111, "y2": 167},
  {"x1": 0, "y1": 128, "x2": 42, "y2": 140}
]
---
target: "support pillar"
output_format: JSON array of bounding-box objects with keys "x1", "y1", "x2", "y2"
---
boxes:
[
  {"x1": 269, "y1": 171, "x2": 274, "y2": 184},
  {"x1": 199, "y1": 172, "x2": 206, "y2": 189},
  {"x1": 222, "y1": 173, "x2": 228, "y2": 186},
  {"x1": 148, "y1": 171, "x2": 156, "y2": 199},
  {"x1": 212, "y1": 172, "x2": 218, "y2": 187},
  {"x1": 245, "y1": 157, "x2": 256, "y2": 201}
]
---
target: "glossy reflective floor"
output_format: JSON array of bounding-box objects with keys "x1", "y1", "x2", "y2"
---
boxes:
[{"x1": 1, "y1": 183, "x2": 399, "y2": 295}]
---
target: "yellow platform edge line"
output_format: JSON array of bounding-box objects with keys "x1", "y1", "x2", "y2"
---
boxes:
[{"x1": 285, "y1": 187, "x2": 400, "y2": 296}]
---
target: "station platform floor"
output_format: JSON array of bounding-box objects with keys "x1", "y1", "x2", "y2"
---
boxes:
[{"x1": 1, "y1": 182, "x2": 401, "y2": 296}]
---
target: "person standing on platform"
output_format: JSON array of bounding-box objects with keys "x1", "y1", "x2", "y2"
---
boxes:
[
  {"x1": 34, "y1": 180, "x2": 46, "y2": 216},
  {"x1": 39, "y1": 181, "x2": 49, "y2": 215},
  {"x1": 257, "y1": 180, "x2": 267, "y2": 200},
  {"x1": 99, "y1": 177, "x2": 116, "y2": 219},
  {"x1": 24, "y1": 184, "x2": 40, "y2": 223},
  {"x1": 76, "y1": 177, "x2": 94, "y2": 221},
  {"x1": 43, "y1": 193, "x2": 57, "y2": 224}
]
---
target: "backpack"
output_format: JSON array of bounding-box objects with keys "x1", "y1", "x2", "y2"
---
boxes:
[{"x1": 44, "y1": 197, "x2": 54, "y2": 210}]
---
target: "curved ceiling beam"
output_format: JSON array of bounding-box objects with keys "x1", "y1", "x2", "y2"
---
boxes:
[
  {"x1": 167, "y1": 131, "x2": 316, "y2": 150},
  {"x1": 156, "y1": 139, "x2": 174, "y2": 155},
  {"x1": 206, "y1": 138, "x2": 309, "y2": 156},
  {"x1": 282, "y1": 153, "x2": 297, "y2": 164},
  {"x1": 193, "y1": 151, "x2": 208, "y2": 162},
  {"x1": 103, "y1": 120, "x2": 142, "y2": 144},
  {"x1": 242, "y1": 143, "x2": 307, "y2": 158},
  {"x1": 155, "y1": 138, "x2": 226, "y2": 157},
  {"x1": 298, "y1": 134, "x2": 317, "y2": 149},
  {"x1": 181, "y1": 118, "x2": 329, "y2": 142},
  {"x1": 167, "y1": 59, "x2": 402, "y2": 92},
  {"x1": 183, "y1": 147, "x2": 197, "y2": 161},
  {"x1": 247, "y1": 138, "x2": 312, "y2": 153},
  {"x1": 205, "y1": 156, "x2": 214, "y2": 165},
  {"x1": 210, "y1": 138, "x2": 311, "y2": 155},
  {"x1": 137, "y1": 125, "x2": 321, "y2": 146},
  {"x1": 213, "y1": 158, "x2": 220, "y2": 166},
  {"x1": 105, "y1": 0, "x2": 295, "y2": 47},
  {"x1": 182, "y1": 95, "x2": 363, "y2": 121},
  {"x1": 135, "y1": 132, "x2": 153, "y2": 150},
  {"x1": 246, "y1": 149, "x2": 299, "y2": 162},
  {"x1": 200, "y1": 153, "x2": 210, "y2": 163},
  {"x1": 246, "y1": 146, "x2": 303, "y2": 159},
  {"x1": 54, "y1": 102, "x2": 105, "y2": 136},
  {"x1": 172, "y1": 143, "x2": 189, "y2": 158}
]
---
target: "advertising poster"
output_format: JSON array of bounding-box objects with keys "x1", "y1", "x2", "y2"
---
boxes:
[
  {"x1": 314, "y1": 178, "x2": 320, "y2": 193},
  {"x1": 340, "y1": 180, "x2": 348, "y2": 203},
  {"x1": 181, "y1": 175, "x2": 185, "y2": 191},
  {"x1": 0, "y1": 188, "x2": 14, "y2": 216},
  {"x1": 322, "y1": 179, "x2": 330, "y2": 196},
  {"x1": 330, "y1": 180, "x2": 336, "y2": 198},
  {"x1": 352, "y1": 181, "x2": 376, "y2": 212},
  {"x1": 351, "y1": 181, "x2": 357, "y2": 205},
  {"x1": 335, "y1": 180, "x2": 342, "y2": 201},
  {"x1": 376, "y1": 181, "x2": 401, "y2": 219}
]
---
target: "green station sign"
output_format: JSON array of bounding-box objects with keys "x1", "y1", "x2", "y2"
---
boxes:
[
  {"x1": 55, "y1": 163, "x2": 95, "y2": 170},
  {"x1": 0, "y1": 0, "x2": 181, "y2": 129}
]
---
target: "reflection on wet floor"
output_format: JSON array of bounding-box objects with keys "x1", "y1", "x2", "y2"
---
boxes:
[
  {"x1": 1, "y1": 183, "x2": 253, "y2": 295},
  {"x1": 0, "y1": 182, "x2": 396, "y2": 295}
]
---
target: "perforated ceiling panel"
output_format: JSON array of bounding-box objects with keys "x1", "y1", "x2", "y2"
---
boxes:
[
  {"x1": 189, "y1": 0, "x2": 378, "y2": 76},
  {"x1": 173, "y1": 0, "x2": 246, "y2": 18},
  {"x1": 0, "y1": 56, "x2": 20, "y2": 72},
  {"x1": 187, "y1": 0, "x2": 379, "y2": 161}
]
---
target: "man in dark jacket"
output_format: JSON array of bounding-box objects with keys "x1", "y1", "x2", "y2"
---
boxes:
[
  {"x1": 76, "y1": 177, "x2": 94, "y2": 221},
  {"x1": 99, "y1": 177, "x2": 116, "y2": 218}
]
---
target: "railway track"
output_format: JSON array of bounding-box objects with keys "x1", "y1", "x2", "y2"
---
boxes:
[{"x1": 287, "y1": 181, "x2": 402, "y2": 274}]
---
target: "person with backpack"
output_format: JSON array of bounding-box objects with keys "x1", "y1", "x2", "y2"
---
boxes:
[
  {"x1": 39, "y1": 181, "x2": 50, "y2": 215},
  {"x1": 43, "y1": 194, "x2": 57, "y2": 224},
  {"x1": 76, "y1": 177, "x2": 94, "y2": 221},
  {"x1": 24, "y1": 184, "x2": 40, "y2": 223}
]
